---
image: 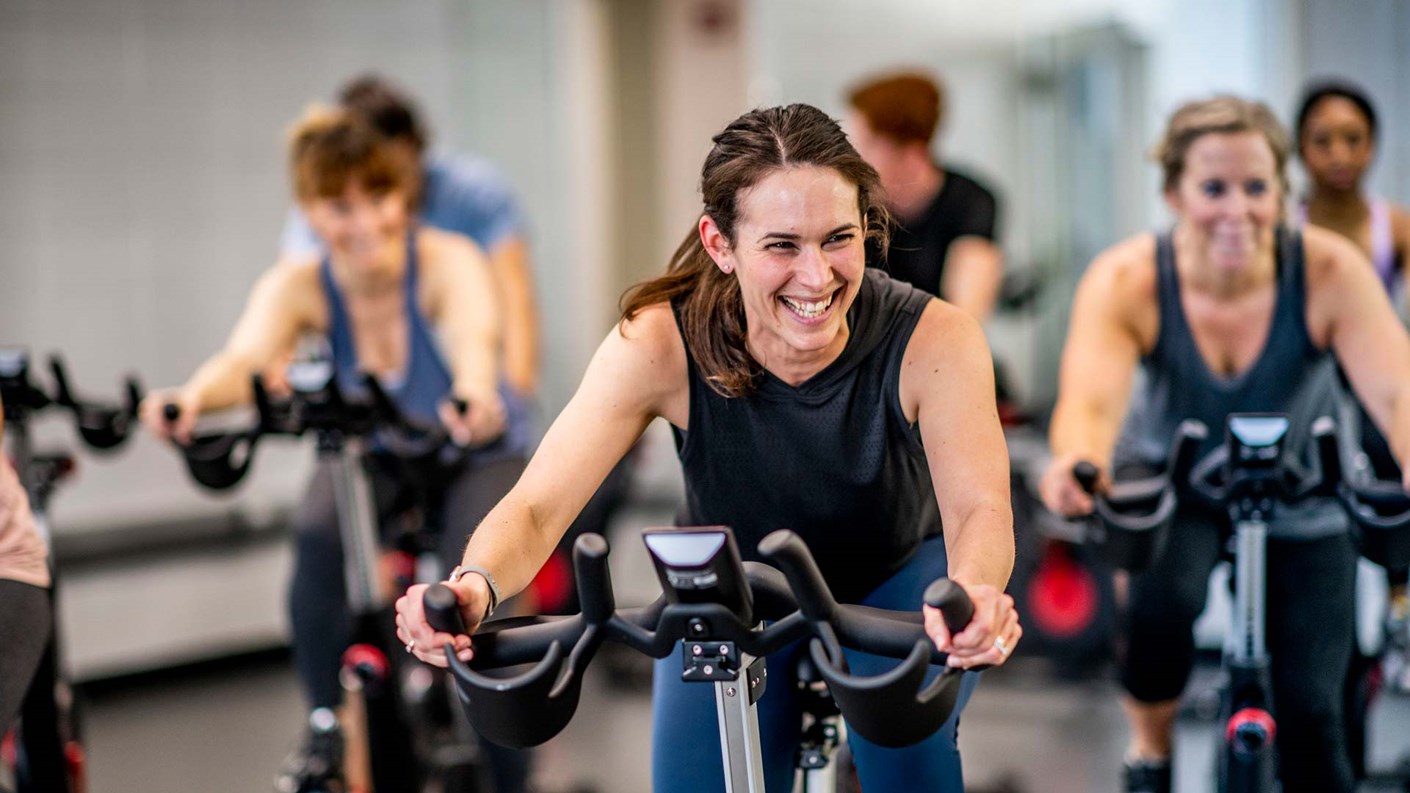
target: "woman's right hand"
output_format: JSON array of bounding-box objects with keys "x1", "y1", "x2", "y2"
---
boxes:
[
  {"x1": 1039, "y1": 452, "x2": 1102, "y2": 518},
  {"x1": 139, "y1": 389, "x2": 200, "y2": 444},
  {"x1": 394, "y1": 578, "x2": 487, "y2": 668}
]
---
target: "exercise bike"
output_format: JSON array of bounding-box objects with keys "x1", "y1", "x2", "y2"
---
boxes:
[
  {"x1": 422, "y1": 524, "x2": 976, "y2": 793},
  {"x1": 1076, "y1": 413, "x2": 1410, "y2": 792},
  {"x1": 165, "y1": 361, "x2": 482, "y2": 793},
  {"x1": 0, "y1": 348, "x2": 143, "y2": 793}
]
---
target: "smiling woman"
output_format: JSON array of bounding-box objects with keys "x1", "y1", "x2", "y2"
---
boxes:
[
  {"x1": 395, "y1": 103, "x2": 1018, "y2": 793},
  {"x1": 137, "y1": 106, "x2": 538, "y2": 793},
  {"x1": 1039, "y1": 95, "x2": 1410, "y2": 793}
]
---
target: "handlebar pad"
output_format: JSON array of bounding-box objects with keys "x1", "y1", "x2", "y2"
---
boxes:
[
  {"x1": 922, "y1": 578, "x2": 974, "y2": 636},
  {"x1": 424, "y1": 583, "x2": 468, "y2": 636}
]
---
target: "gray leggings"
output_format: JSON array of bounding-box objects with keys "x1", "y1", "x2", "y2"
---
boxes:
[{"x1": 0, "y1": 579, "x2": 51, "y2": 734}]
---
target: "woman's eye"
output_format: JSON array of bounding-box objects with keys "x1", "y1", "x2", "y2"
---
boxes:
[
  {"x1": 767, "y1": 241, "x2": 796, "y2": 251},
  {"x1": 1245, "y1": 180, "x2": 1268, "y2": 197},
  {"x1": 1201, "y1": 180, "x2": 1226, "y2": 198},
  {"x1": 824, "y1": 234, "x2": 855, "y2": 247}
]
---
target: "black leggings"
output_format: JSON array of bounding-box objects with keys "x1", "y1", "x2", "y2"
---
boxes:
[
  {"x1": 0, "y1": 579, "x2": 51, "y2": 734},
  {"x1": 1120, "y1": 510, "x2": 1357, "y2": 793}
]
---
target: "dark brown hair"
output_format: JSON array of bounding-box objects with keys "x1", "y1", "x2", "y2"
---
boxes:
[
  {"x1": 847, "y1": 72, "x2": 944, "y2": 146},
  {"x1": 1152, "y1": 95, "x2": 1290, "y2": 197},
  {"x1": 338, "y1": 73, "x2": 431, "y2": 153},
  {"x1": 288, "y1": 106, "x2": 418, "y2": 204},
  {"x1": 619, "y1": 104, "x2": 889, "y2": 398}
]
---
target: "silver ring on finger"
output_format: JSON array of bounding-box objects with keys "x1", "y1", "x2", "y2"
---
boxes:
[
  {"x1": 993, "y1": 635, "x2": 1011, "y2": 657},
  {"x1": 405, "y1": 640, "x2": 416, "y2": 654}
]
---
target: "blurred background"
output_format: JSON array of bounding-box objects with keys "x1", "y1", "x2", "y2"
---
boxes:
[{"x1": 1, "y1": 0, "x2": 1408, "y2": 791}]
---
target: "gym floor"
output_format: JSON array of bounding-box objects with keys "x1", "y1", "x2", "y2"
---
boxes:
[{"x1": 70, "y1": 499, "x2": 1410, "y2": 793}]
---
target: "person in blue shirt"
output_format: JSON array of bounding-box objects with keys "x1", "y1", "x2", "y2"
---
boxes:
[{"x1": 282, "y1": 74, "x2": 541, "y2": 400}]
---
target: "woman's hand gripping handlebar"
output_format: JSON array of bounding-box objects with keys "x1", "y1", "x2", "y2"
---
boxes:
[
  {"x1": 400, "y1": 527, "x2": 985, "y2": 750},
  {"x1": 1059, "y1": 420, "x2": 1208, "y2": 570}
]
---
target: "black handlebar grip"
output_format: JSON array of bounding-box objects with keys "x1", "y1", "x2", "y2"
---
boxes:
[
  {"x1": 424, "y1": 583, "x2": 468, "y2": 636},
  {"x1": 758, "y1": 529, "x2": 839, "y2": 623},
  {"x1": 163, "y1": 403, "x2": 181, "y2": 423},
  {"x1": 47, "y1": 355, "x2": 75, "y2": 405},
  {"x1": 451, "y1": 397, "x2": 469, "y2": 415},
  {"x1": 1072, "y1": 461, "x2": 1100, "y2": 495},
  {"x1": 922, "y1": 578, "x2": 974, "y2": 637},
  {"x1": 573, "y1": 534, "x2": 615, "y2": 625}
]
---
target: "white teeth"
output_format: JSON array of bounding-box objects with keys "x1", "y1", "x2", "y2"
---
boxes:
[{"x1": 780, "y1": 293, "x2": 834, "y2": 318}]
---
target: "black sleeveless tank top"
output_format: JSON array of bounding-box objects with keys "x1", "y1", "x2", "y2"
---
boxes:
[
  {"x1": 672, "y1": 269, "x2": 942, "y2": 603},
  {"x1": 1113, "y1": 227, "x2": 1348, "y2": 539}
]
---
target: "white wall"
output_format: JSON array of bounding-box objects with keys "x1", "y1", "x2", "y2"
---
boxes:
[{"x1": 0, "y1": 0, "x2": 612, "y2": 533}]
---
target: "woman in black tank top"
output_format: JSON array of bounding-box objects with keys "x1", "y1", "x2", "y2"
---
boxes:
[
  {"x1": 395, "y1": 104, "x2": 1017, "y2": 793},
  {"x1": 1039, "y1": 97, "x2": 1410, "y2": 793}
]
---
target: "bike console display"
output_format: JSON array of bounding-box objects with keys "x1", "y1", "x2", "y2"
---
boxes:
[{"x1": 643, "y1": 527, "x2": 753, "y2": 623}]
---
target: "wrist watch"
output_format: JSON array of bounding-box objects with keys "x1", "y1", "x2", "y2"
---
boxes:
[{"x1": 448, "y1": 564, "x2": 501, "y2": 620}]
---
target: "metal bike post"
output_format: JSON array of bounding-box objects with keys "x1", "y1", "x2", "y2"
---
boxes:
[
  {"x1": 327, "y1": 433, "x2": 382, "y2": 614},
  {"x1": 711, "y1": 649, "x2": 768, "y2": 793},
  {"x1": 1231, "y1": 519, "x2": 1267, "y2": 664}
]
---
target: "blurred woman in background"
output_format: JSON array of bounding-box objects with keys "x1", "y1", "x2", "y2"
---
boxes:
[
  {"x1": 1041, "y1": 95, "x2": 1410, "y2": 793},
  {"x1": 139, "y1": 107, "x2": 534, "y2": 793}
]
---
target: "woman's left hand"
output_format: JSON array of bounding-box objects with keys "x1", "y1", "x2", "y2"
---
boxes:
[{"x1": 922, "y1": 582, "x2": 1020, "y2": 669}]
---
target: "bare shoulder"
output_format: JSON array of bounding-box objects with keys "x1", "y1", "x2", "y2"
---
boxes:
[
  {"x1": 416, "y1": 227, "x2": 491, "y2": 279},
  {"x1": 1302, "y1": 223, "x2": 1368, "y2": 287},
  {"x1": 581, "y1": 302, "x2": 689, "y2": 426},
  {"x1": 258, "y1": 255, "x2": 324, "y2": 318},
  {"x1": 1082, "y1": 233, "x2": 1158, "y2": 304}
]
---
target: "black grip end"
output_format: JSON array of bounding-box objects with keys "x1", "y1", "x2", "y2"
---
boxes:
[
  {"x1": 451, "y1": 397, "x2": 469, "y2": 415},
  {"x1": 922, "y1": 578, "x2": 974, "y2": 636},
  {"x1": 163, "y1": 403, "x2": 181, "y2": 423},
  {"x1": 424, "y1": 583, "x2": 467, "y2": 636},
  {"x1": 1072, "y1": 461, "x2": 1100, "y2": 494}
]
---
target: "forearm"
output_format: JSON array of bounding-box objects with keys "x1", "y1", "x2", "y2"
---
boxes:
[
  {"x1": 456, "y1": 494, "x2": 563, "y2": 598},
  {"x1": 1048, "y1": 400, "x2": 1121, "y2": 467},
  {"x1": 944, "y1": 498, "x2": 1015, "y2": 591},
  {"x1": 183, "y1": 352, "x2": 259, "y2": 413}
]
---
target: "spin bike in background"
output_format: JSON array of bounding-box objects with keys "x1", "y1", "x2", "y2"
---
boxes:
[
  {"x1": 1076, "y1": 414, "x2": 1410, "y2": 793},
  {"x1": 0, "y1": 348, "x2": 143, "y2": 793},
  {"x1": 166, "y1": 361, "x2": 480, "y2": 793},
  {"x1": 423, "y1": 525, "x2": 976, "y2": 793}
]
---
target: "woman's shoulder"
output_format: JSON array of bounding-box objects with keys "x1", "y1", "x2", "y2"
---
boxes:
[
  {"x1": 1301, "y1": 223, "x2": 1370, "y2": 286},
  {"x1": 1081, "y1": 233, "x2": 1159, "y2": 305},
  {"x1": 415, "y1": 226, "x2": 490, "y2": 270}
]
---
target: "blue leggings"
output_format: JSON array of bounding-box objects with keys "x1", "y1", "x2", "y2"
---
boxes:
[{"x1": 650, "y1": 536, "x2": 981, "y2": 792}]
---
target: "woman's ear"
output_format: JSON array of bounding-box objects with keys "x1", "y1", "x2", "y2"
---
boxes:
[{"x1": 700, "y1": 215, "x2": 734, "y2": 274}]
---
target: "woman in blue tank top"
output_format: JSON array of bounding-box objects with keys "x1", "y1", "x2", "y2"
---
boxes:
[
  {"x1": 1039, "y1": 96, "x2": 1410, "y2": 793},
  {"x1": 395, "y1": 104, "x2": 1020, "y2": 792},
  {"x1": 139, "y1": 107, "x2": 534, "y2": 792}
]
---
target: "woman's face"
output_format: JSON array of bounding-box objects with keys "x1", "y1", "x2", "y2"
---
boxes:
[
  {"x1": 1166, "y1": 131, "x2": 1281, "y2": 272},
  {"x1": 1300, "y1": 96, "x2": 1375, "y2": 193},
  {"x1": 303, "y1": 178, "x2": 411, "y2": 277},
  {"x1": 702, "y1": 165, "x2": 866, "y2": 369}
]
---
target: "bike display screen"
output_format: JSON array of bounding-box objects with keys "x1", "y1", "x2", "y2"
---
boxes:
[{"x1": 642, "y1": 526, "x2": 753, "y2": 621}]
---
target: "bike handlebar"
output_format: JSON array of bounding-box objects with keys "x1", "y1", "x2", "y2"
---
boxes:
[
  {"x1": 0, "y1": 348, "x2": 142, "y2": 451},
  {"x1": 169, "y1": 369, "x2": 469, "y2": 491},
  {"x1": 1071, "y1": 419, "x2": 1207, "y2": 569},
  {"x1": 423, "y1": 527, "x2": 976, "y2": 750},
  {"x1": 1075, "y1": 414, "x2": 1410, "y2": 570}
]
